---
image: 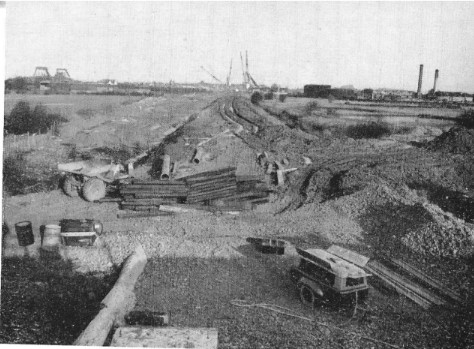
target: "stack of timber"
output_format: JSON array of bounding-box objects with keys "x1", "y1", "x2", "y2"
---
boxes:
[
  {"x1": 119, "y1": 180, "x2": 188, "y2": 211},
  {"x1": 366, "y1": 260, "x2": 446, "y2": 310},
  {"x1": 184, "y1": 167, "x2": 238, "y2": 204}
]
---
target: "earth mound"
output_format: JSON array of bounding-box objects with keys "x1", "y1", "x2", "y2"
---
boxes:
[{"x1": 425, "y1": 126, "x2": 474, "y2": 154}]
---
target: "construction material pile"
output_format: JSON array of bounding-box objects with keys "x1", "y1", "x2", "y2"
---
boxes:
[
  {"x1": 366, "y1": 256, "x2": 464, "y2": 310},
  {"x1": 425, "y1": 126, "x2": 474, "y2": 154},
  {"x1": 119, "y1": 181, "x2": 189, "y2": 211},
  {"x1": 117, "y1": 167, "x2": 271, "y2": 216},
  {"x1": 185, "y1": 167, "x2": 238, "y2": 204}
]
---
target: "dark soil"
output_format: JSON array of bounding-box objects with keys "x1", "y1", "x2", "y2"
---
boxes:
[
  {"x1": 134, "y1": 255, "x2": 474, "y2": 349},
  {"x1": 0, "y1": 255, "x2": 117, "y2": 344},
  {"x1": 425, "y1": 126, "x2": 474, "y2": 154}
]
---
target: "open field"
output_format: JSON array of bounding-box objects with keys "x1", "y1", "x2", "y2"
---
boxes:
[
  {"x1": 4, "y1": 94, "x2": 142, "y2": 115},
  {"x1": 263, "y1": 97, "x2": 461, "y2": 120},
  {"x1": 2, "y1": 92, "x2": 474, "y2": 347}
]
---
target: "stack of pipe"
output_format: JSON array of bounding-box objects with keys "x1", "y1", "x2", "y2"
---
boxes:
[
  {"x1": 184, "y1": 167, "x2": 238, "y2": 204},
  {"x1": 119, "y1": 180, "x2": 188, "y2": 211}
]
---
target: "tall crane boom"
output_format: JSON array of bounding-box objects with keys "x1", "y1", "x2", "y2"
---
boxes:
[
  {"x1": 200, "y1": 66, "x2": 222, "y2": 83},
  {"x1": 240, "y1": 52, "x2": 247, "y2": 86},
  {"x1": 226, "y1": 59, "x2": 232, "y2": 87},
  {"x1": 245, "y1": 51, "x2": 258, "y2": 88},
  {"x1": 245, "y1": 50, "x2": 249, "y2": 78}
]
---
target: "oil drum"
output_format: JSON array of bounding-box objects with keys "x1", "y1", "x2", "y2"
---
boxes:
[
  {"x1": 42, "y1": 224, "x2": 61, "y2": 251},
  {"x1": 15, "y1": 221, "x2": 34, "y2": 246}
]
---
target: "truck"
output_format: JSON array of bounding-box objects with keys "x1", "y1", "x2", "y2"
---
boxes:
[{"x1": 289, "y1": 247, "x2": 370, "y2": 307}]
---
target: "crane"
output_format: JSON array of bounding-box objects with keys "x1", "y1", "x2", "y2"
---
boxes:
[
  {"x1": 226, "y1": 59, "x2": 232, "y2": 87},
  {"x1": 243, "y1": 51, "x2": 258, "y2": 89},
  {"x1": 240, "y1": 52, "x2": 247, "y2": 86},
  {"x1": 200, "y1": 66, "x2": 223, "y2": 84}
]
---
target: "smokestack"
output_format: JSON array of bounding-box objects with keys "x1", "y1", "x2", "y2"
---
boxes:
[
  {"x1": 417, "y1": 64, "x2": 424, "y2": 98},
  {"x1": 433, "y1": 69, "x2": 439, "y2": 92}
]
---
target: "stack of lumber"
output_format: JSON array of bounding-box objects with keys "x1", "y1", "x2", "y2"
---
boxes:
[
  {"x1": 119, "y1": 180, "x2": 188, "y2": 211},
  {"x1": 184, "y1": 167, "x2": 238, "y2": 204}
]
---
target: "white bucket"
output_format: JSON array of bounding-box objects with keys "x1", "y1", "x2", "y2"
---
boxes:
[{"x1": 42, "y1": 224, "x2": 61, "y2": 251}]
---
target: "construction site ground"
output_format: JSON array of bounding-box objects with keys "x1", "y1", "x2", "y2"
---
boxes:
[{"x1": 2, "y1": 93, "x2": 474, "y2": 347}]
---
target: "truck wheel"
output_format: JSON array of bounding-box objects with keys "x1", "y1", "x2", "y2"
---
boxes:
[
  {"x1": 299, "y1": 284, "x2": 315, "y2": 307},
  {"x1": 82, "y1": 178, "x2": 106, "y2": 202},
  {"x1": 63, "y1": 175, "x2": 80, "y2": 197}
]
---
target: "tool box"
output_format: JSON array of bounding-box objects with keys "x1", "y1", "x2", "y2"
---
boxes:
[{"x1": 59, "y1": 219, "x2": 102, "y2": 246}]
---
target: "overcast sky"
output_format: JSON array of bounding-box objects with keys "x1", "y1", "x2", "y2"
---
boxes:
[{"x1": 5, "y1": 2, "x2": 474, "y2": 92}]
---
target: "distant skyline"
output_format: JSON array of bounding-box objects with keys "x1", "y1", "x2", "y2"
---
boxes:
[{"x1": 5, "y1": 2, "x2": 474, "y2": 92}]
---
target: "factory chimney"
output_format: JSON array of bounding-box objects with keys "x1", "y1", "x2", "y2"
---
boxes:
[
  {"x1": 433, "y1": 69, "x2": 439, "y2": 93},
  {"x1": 417, "y1": 64, "x2": 424, "y2": 98}
]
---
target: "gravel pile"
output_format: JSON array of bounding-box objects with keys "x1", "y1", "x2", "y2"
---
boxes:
[{"x1": 402, "y1": 203, "x2": 474, "y2": 257}]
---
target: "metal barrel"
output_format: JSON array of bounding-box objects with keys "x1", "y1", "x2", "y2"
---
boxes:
[{"x1": 15, "y1": 221, "x2": 34, "y2": 246}]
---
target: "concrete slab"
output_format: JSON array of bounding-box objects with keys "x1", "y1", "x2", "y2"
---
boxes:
[{"x1": 111, "y1": 326, "x2": 218, "y2": 348}]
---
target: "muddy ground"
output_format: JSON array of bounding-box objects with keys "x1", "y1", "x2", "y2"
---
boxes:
[{"x1": 2, "y1": 93, "x2": 474, "y2": 347}]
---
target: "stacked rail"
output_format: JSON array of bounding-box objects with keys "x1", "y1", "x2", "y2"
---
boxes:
[
  {"x1": 119, "y1": 180, "x2": 188, "y2": 211},
  {"x1": 117, "y1": 167, "x2": 272, "y2": 216},
  {"x1": 184, "y1": 167, "x2": 238, "y2": 204},
  {"x1": 366, "y1": 259, "x2": 449, "y2": 310},
  {"x1": 388, "y1": 257, "x2": 464, "y2": 305}
]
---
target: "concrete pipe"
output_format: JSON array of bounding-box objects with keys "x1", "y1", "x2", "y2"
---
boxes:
[
  {"x1": 276, "y1": 170, "x2": 285, "y2": 186},
  {"x1": 266, "y1": 162, "x2": 274, "y2": 174},
  {"x1": 193, "y1": 148, "x2": 205, "y2": 164},
  {"x1": 257, "y1": 152, "x2": 268, "y2": 167},
  {"x1": 160, "y1": 155, "x2": 171, "y2": 180}
]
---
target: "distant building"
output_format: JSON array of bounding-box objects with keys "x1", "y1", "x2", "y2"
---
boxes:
[
  {"x1": 328, "y1": 88, "x2": 357, "y2": 100},
  {"x1": 357, "y1": 89, "x2": 374, "y2": 100},
  {"x1": 373, "y1": 89, "x2": 414, "y2": 101},
  {"x1": 435, "y1": 91, "x2": 473, "y2": 103}
]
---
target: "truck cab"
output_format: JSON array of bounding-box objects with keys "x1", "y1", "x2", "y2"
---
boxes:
[{"x1": 290, "y1": 248, "x2": 370, "y2": 307}]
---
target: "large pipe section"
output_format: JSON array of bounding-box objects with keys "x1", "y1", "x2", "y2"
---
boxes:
[
  {"x1": 160, "y1": 155, "x2": 171, "y2": 180},
  {"x1": 192, "y1": 148, "x2": 205, "y2": 164},
  {"x1": 417, "y1": 64, "x2": 424, "y2": 98},
  {"x1": 433, "y1": 69, "x2": 439, "y2": 92}
]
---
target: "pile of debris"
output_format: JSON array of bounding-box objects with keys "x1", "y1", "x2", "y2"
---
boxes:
[
  {"x1": 425, "y1": 126, "x2": 474, "y2": 154},
  {"x1": 117, "y1": 166, "x2": 271, "y2": 217}
]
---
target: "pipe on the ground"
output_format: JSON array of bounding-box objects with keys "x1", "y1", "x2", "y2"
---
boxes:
[
  {"x1": 193, "y1": 148, "x2": 205, "y2": 164},
  {"x1": 257, "y1": 152, "x2": 268, "y2": 167},
  {"x1": 303, "y1": 156, "x2": 313, "y2": 166},
  {"x1": 266, "y1": 163, "x2": 274, "y2": 174},
  {"x1": 160, "y1": 155, "x2": 171, "y2": 180},
  {"x1": 73, "y1": 245, "x2": 147, "y2": 346},
  {"x1": 276, "y1": 170, "x2": 285, "y2": 186}
]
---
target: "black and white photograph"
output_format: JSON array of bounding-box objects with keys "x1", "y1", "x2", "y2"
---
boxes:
[{"x1": 1, "y1": 1, "x2": 473, "y2": 347}]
